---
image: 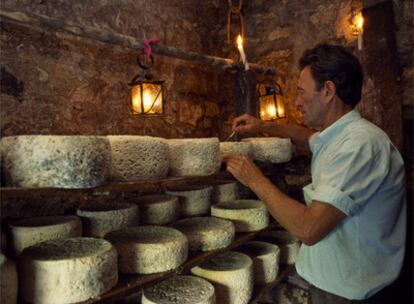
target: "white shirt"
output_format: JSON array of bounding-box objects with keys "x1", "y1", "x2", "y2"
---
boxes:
[{"x1": 296, "y1": 110, "x2": 406, "y2": 300}]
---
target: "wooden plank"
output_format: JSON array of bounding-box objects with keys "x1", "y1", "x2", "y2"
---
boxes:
[
  {"x1": 0, "y1": 9, "x2": 275, "y2": 75},
  {"x1": 80, "y1": 222, "x2": 280, "y2": 304}
]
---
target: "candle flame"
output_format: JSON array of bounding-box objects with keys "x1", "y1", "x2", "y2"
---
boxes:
[
  {"x1": 356, "y1": 15, "x2": 364, "y2": 30},
  {"x1": 236, "y1": 34, "x2": 243, "y2": 48}
]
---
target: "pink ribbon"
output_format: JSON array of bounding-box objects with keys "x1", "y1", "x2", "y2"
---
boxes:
[{"x1": 143, "y1": 38, "x2": 160, "y2": 62}]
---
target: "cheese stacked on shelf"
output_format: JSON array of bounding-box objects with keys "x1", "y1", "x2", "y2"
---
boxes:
[
  {"x1": 77, "y1": 202, "x2": 138, "y2": 238},
  {"x1": 191, "y1": 251, "x2": 253, "y2": 304},
  {"x1": 166, "y1": 186, "x2": 213, "y2": 217},
  {"x1": 106, "y1": 226, "x2": 188, "y2": 274},
  {"x1": 242, "y1": 137, "x2": 293, "y2": 163},
  {"x1": 211, "y1": 182, "x2": 239, "y2": 203},
  {"x1": 8, "y1": 215, "x2": 82, "y2": 255},
  {"x1": 167, "y1": 138, "x2": 220, "y2": 176},
  {"x1": 1, "y1": 135, "x2": 111, "y2": 188},
  {"x1": 19, "y1": 237, "x2": 118, "y2": 304},
  {"x1": 142, "y1": 275, "x2": 215, "y2": 304},
  {"x1": 219, "y1": 141, "x2": 253, "y2": 159},
  {"x1": 255, "y1": 230, "x2": 300, "y2": 265},
  {"x1": 0, "y1": 253, "x2": 17, "y2": 304},
  {"x1": 138, "y1": 194, "x2": 180, "y2": 225},
  {"x1": 107, "y1": 135, "x2": 169, "y2": 181},
  {"x1": 170, "y1": 217, "x2": 235, "y2": 252},
  {"x1": 236, "y1": 241, "x2": 280, "y2": 284},
  {"x1": 211, "y1": 200, "x2": 269, "y2": 232}
]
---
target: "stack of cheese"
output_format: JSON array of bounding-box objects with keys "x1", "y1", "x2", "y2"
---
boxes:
[
  {"x1": 138, "y1": 194, "x2": 180, "y2": 225},
  {"x1": 191, "y1": 251, "x2": 253, "y2": 304},
  {"x1": 19, "y1": 237, "x2": 118, "y2": 304},
  {"x1": 242, "y1": 137, "x2": 293, "y2": 163},
  {"x1": 106, "y1": 226, "x2": 188, "y2": 274},
  {"x1": 236, "y1": 241, "x2": 280, "y2": 285},
  {"x1": 7, "y1": 215, "x2": 82, "y2": 255},
  {"x1": 142, "y1": 275, "x2": 215, "y2": 304},
  {"x1": 77, "y1": 202, "x2": 138, "y2": 238},
  {"x1": 1, "y1": 135, "x2": 111, "y2": 188},
  {"x1": 255, "y1": 230, "x2": 300, "y2": 265},
  {"x1": 219, "y1": 142, "x2": 253, "y2": 159},
  {"x1": 211, "y1": 200, "x2": 269, "y2": 232},
  {"x1": 107, "y1": 135, "x2": 169, "y2": 181},
  {"x1": 166, "y1": 186, "x2": 213, "y2": 217},
  {"x1": 167, "y1": 138, "x2": 220, "y2": 176},
  {"x1": 170, "y1": 217, "x2": 235, "y2": 252},
  {"x1": 211, "y1": 182, "x2": 239, "y2": 203}
]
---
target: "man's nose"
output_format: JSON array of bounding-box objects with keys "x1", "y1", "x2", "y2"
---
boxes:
[{"x1": 294, "y1": 96, "x2": 302, "y2": 109}]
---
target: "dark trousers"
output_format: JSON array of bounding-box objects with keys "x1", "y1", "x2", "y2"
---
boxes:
[{"x1": 309, "y1": 285, "x2": 386, "y2": 304}]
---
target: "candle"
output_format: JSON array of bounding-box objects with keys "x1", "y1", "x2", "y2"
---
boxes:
[
  {"x1": 358, "y1": 33, "x2": 363, "y2": 51},
  {"x1": 355, "y1": 14, "x2": 364, "y2": 51},
  {"x1": 236, "y1": 35, "x2": 249, "y2": 71}
]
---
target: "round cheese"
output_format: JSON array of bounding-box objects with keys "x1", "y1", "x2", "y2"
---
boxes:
[
  {"x1": 255, "y1": 230, "x2": 300, "y2": 265},
  {"x1": 170, "y1": 217, "x2": 235, "y2": 252},
  {"x1": 166, "y1": 186, "x2": 213, "y2": 216},
  {"x1": 138, "y1": 194, "x2": 180, "y2": 225},
  {"x1": 236, "y1": 241, "x2": 280, "y2": 284},
  {"x1": 107, "y1": 135, "x2": 169, "y2": 181},
  {"x1": 77, "y1": 202, "x2": 138, "y2": 238},
  {"x1": 167, "y1": 138, "x2": 220, "y2": 176},
  {"x1": 8, "y1": 215, "x2": 82, "y2": 255},
  {"x1": 211, "y1": 200, "x2": 269, "y2": 232},
  {"x1": 0, "y1": 253, "x2": 17, "y2": 304},
  {"x1": 212, "y1": 182, "x2": 239, "y2": 203},
  {"x1": 142, "y1": 275, "x2": 215, "y2": 304},
  {"x1": 242, "y1": 137, "x2": 292, "y2": 163},
  {"x1": 19, "y1": 237, "x2": 118, "y2": 304},
  {"x1": 220, "y1": 141, "x2": 253, "y2": 159},
  {"x1": 1, "y1": 135, "x2": 111, "y2": 188},
  {"x1": 191, "y1": 251, "x2": 253, "y2": 304},
  {"x1": 105, "y1": 226, "x2": 188, "y2": 274}
]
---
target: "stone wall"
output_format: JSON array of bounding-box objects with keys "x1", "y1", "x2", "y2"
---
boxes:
[{"x1": 0, "y1": 0, "x2": 235, "y2": 139}]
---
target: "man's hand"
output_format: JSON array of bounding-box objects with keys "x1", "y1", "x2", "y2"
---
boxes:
[
  {"x1": 232, "y1": 114, "x2": 263, "y2": 134},
  {"x1": 223, "y1": 155, "x2": 265, "y2": 188}
]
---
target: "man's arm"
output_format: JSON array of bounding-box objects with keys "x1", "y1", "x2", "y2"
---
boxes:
[
  {"x1": 232, "y1": 114, "x2": 315, "y2": 151},
  {"x1": 225, "y1": 156, "x2": 346, "y2": 245}
]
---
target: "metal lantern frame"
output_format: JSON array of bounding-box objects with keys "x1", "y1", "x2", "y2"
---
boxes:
[
  {"x1": 129, "y1": 54, "x2": 165, "y2": 116},
  {"x1": 257, "y1": 79, "x2": 286, "y2": 121}
]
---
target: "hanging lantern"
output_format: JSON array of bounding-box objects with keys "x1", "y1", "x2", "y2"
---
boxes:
[
  {"x1": 129, "y1": 55, "x2": 165, "y2": 116},
  {"x1": 257, "y1": 80, "x2": 286, "y2": 121}
]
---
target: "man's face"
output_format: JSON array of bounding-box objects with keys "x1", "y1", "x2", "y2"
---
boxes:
[{"x1": 295, "y1": 67, "x2": 326, "y2": 129}]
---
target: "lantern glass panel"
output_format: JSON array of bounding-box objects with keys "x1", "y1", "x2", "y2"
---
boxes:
[
  {"x1": 259, "y1": 94, "x2": 278, "y2": 121},
  {"x1": 276, "y1": 94, "x2": 286, "y2": 118},
  {"x1": 131, "y1": 82, "x2": 163, "y2": 115}
]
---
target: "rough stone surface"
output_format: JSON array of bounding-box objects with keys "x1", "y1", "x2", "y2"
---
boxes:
[
  {"x1": 105, "y1": 226, "x2": 188, "y2": 274},
  {"x1": 166, "y1": 186, "x2": 213, "y2": 217},
  {"x1": 142, "y1": 275, "x2": 216, "y2": 304},
  {"x1": 19, "y1": 237, "x2": 118, "y2": 304},
  {"x1": 1, "y1": 135, "x2": 111, "y2": 188},
  {"x1": 211, "y1": 200, "x2": 269, "y2": 232}
]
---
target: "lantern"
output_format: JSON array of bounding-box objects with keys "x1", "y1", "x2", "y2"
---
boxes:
[
  {"x1": 129, "y1": 55, "x2": 165, "y2": 116},
  {"x1": 257, "y1": 80, "x2": 286, "y2": 121}
]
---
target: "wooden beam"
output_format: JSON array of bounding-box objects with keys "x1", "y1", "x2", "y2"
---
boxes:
[{"x1": 0, "y1": 9, "x2": 275, "y2": 75}]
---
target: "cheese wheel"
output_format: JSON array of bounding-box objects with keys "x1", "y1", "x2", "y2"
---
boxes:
[
  {"x1": 138, "y1": 194, "x2": 180, "y2": 225},
  {"x1": 170, "y1": 217, "x2": 235, "y2": 252},
  {"x1": 236, "y1": 241, "x2": 280, "y2": 284},
  {"x1": 19, "y1": 237, "x2": 118, "y2": 304},
  {"x1": 0, "y1": 253, "x2": 18, "y2": 304},
  {"x1": 212, "y1": 182, "x2": 239, "y2": 203},
  {"x1": 1, "y1": 135, "x2": 111, "y2": 188},
  {"x1": 242, "y1": 137, "x2": 292, "y2": 163},
  {"x1": 255, "y1": 230, "x2": 300, "y2": 265},
  {"x1": 219, "y1": 142, "x2": 253, "y2": 159},
  {"x1": 105, "y1": 226, "x2": 188, "y2": 274},
  {"x1": 168, "y1": 138, "x2": 220, "y2": 176},
  {"x1": 211, "y1": 200, "x2": 269, "y2": 232},
  {"x1": 107, "y1": 135, "x2": 169, "y2": 181},
  {"x1": 191, "y1": 251, "x2": 253, "y2": 304},
  {"x1": 166, "y1": 186, "x2": 213, "y2": 216},
  {"x1": 142, "y1": 275, "x2": 215, "y2": 304},
  {"x1": 8, "y1": 216, "x2": 82, "y2": 255},
  {"x1": 77, "y1": 202, "x2": 139, "y2": 238}
]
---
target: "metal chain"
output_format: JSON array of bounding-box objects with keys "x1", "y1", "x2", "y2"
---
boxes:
[{"x1": 227, "y1": 0, "x2": 245, "y2": 44}]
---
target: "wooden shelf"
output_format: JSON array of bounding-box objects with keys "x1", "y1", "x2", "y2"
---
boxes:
[{"x1": 80, "y1": 221, "x2": 282, "y2": 304}]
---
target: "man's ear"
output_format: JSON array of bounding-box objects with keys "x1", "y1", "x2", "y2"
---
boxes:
[{"x1": 323, "y1": 80, "x2": 336, "y2": 103}]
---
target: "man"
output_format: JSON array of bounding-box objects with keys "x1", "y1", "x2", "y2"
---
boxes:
[{"x1": 224, "y1": 43, "x2": 406, "y2": 303}]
